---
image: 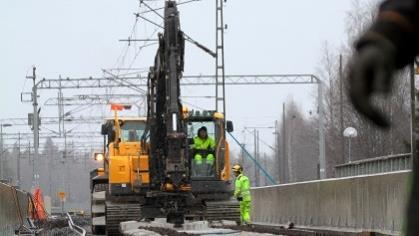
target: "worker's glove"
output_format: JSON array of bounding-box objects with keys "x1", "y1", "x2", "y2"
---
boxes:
[
  {"x1": 236, "y1": 197, "x2": 243, "y2": 202},
  {"x1": 348, "y1": 36, "x2": 397, "y2": 128}
]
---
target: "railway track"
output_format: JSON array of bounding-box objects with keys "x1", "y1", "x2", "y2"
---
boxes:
[
  {"x1": 67, "y1": 213, "x2": 87, "y2": 236},
  {"x1": 52, "y1": 215, "x2": 394, "y2": 236}
]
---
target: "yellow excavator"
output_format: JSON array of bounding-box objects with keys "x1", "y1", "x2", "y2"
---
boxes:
[
  {"x1": 90, "y1": 105, "x2": 149, "y2": 235},
  {"x1": 90, "y1": 2, "x2": 239, "y2": 235}
]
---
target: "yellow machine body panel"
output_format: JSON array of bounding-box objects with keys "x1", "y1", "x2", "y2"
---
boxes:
[
  {"x1": 109, "y1": 142, "x2": 141, "y2": 156},
  {"x1": 131, "y1": 155, "x2": 150, "y2": 184},
  {"x1": 109, "y1": 155, "x2": 131, "y2": 184},
  {"x1": 221, "y1": 141, "x2": 230, "y2": 181},
  {"x1": 108, "y1": 142, "x2": 150, "y2": 185}
]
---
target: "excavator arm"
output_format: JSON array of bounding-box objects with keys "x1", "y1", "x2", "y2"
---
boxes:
[{"x1": 142, "y1": 1, "x2": 191, "y2": 226}]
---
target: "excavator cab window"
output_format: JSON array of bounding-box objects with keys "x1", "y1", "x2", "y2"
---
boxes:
[
  {"x1": 120, "y1": 121, "x2": 146, "y2": 142},
  {"x1": 187, "y1": 121, "x2": 215, "y2": 139},
  {"x1": 187, "y1": 121, "x2": 217, "y2": 177}
]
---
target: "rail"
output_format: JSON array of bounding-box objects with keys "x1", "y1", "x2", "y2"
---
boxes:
[
  {"x1": 335, "y1": 153, "x2": 411, "y2": 177},
  {"x1": 66, "y1": 213, "x2": 86, "y2": 236}
]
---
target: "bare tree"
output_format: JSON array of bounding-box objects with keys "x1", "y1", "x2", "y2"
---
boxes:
[{"x1": 316, "y1": 0, "x2": 411, "y2": 177}]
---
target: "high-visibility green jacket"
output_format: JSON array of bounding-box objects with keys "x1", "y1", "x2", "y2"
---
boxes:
[
  {"x1": 193, "y1": 136, "x2": 216, "y2": 150},
  {"x1": 234, "y1": 173, "x2": 251, "y2": 202}
]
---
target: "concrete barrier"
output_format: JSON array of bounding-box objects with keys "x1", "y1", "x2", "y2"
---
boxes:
[
  {"x1": 0, "y1": 182, "x2": 31, "y2": 236},
  {"x1": 251, "y1": 171, "x2": 409, "y2": 234}
]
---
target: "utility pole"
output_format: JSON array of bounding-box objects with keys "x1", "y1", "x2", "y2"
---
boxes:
[
  {"x1": 288, "y1": 115, "x2": 296, "y2": 182},
  {"x1": 256, "y1": 130, "x2": 260, "y2": 187},
  {"x1": 411, "y1": 62, "x2": 417, "y2": 166},
  {"x1": 0, "y1": 124, "x2": 3, "y2": 180},
  {"x1": 282, "y1": 103, "x2": 287, "y2": 183},
  {"x1": 253, "y1": 129, "x2": 259, "y2": 187},
  {"x1": 339, "y1": 55, "x2": 345, "y2": 163},
  {"x1": 0, "y1": 123, "x2": 12, "y2": 180},
  {"x1": 215, "y1": 0, "x2": 226, "y2": 116},
  {"x1": 274, "y1": 120, "x2": 280, "y2": 183},
  {"x1": 240, "y1": 143, "x2": 245, "y2": 165},
  {"x1": 17, "y1": 132, "x2": 21, "y2": 187},
  {"x1": 318, "y1": 81, "x2": 326, "y2": 179},
  {"x1": 58, "y1": 76, "x2": 64, "y2": 137},
  {"x1": 27, "y1": 67, "x2": 39, "y2": 187},
  {"x1": 29, "y1": 141, "x2": 34, "y2": 188},
  {"x1": 263, "y1": 153, "x2": 268, "y2": 186}
]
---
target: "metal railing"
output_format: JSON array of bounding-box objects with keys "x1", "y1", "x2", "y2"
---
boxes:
[
  {"x1": 66, "y1": 213, "x2": 86, "y2": 236},
  {"x1": 335, "y1": 153, "x2": 412, "y2": 177}
]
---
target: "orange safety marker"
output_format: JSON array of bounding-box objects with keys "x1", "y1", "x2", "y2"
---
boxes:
[
  {"x1": 32, "y1": 187, "x2": 47, "y2": 221},
  {"x1": 111, "y1": 104, "x2": 124, "y2": 111}
]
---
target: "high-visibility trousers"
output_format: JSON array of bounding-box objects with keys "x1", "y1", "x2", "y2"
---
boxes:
[
  {"x1": 194, "y1": 153, "x2": 215, "y2": 165},
  {"x1": 193, "y1": 153, "x2": 215, "y2": 176},
  {"x1": 240, "y1": 200, "x2": 251, "y2": 224}
]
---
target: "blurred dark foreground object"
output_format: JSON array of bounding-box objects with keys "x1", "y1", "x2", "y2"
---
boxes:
[
  {"x1": 347, "y1": 0, "x2": 418, "y2": 235},
  {"x1": 348, "y1": 0, "x2": 418, "y2": 128}
]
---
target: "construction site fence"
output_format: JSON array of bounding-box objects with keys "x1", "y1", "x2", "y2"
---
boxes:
[
  {"x1": 251, "y1": 171, "x2": 409, "y2": 234},
  {"x1": 0, "y1": 182, "x2": 32, "y2": 236}
]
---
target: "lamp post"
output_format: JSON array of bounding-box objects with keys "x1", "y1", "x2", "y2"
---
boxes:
[
  {"x1": 0, "y1": 123, "x2": 12, "y2": 179},
  {"x1": 343, "y1": 127, "x2": 358, "y2": 163}
]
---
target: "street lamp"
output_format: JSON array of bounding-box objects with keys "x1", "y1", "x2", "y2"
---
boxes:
[
  {"x1": 343, "y1": 127, "x2": 358, "y2": 163},
  {"x1": 0, "y1": 123, "x2": 13, "y2": 179}
]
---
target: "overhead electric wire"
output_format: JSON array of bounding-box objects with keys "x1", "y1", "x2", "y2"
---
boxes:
[
  {"x1": 127, "y1": 28, "x2": 160, "y2": 70},
  {"x1": 138, "y1": 0, "x2": 201, "y2": 15},
  {"x1": 243, "y1": 128, "x2": 276, "y2": 152},
  {"x1": 139, "y1": 0, "x2": 164, "y2": 19},
  {"x1": 136, "y1": 1, "x2": 215, "y2": 58},
  {"x1": 113, "y1": 2, "x2": 142, "y2": 70}
]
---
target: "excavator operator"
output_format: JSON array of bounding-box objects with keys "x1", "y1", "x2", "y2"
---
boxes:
[{"x1": 192, "y1": 126, "x2": 216, "y2": 176}]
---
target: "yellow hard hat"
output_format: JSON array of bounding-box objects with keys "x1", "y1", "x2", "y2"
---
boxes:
[{"x1": 232, "y1": 164, "x2": 242, "y2": 173}]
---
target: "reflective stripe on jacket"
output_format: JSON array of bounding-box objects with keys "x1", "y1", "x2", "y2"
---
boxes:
[{"x1": 234, "y1": 173, "x2": 251, "y2": 202}]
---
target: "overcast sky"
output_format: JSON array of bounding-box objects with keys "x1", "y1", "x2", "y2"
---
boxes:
[{"x1": 0, "y1": 0, "x2": 369, "y2": 152}]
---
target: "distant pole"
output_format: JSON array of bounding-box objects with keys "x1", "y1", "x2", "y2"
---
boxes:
[
  {"x1": 406, "y1": 60, "x2": 419, "y2": 236},
  {"x1": 282, "y1": 103, "x2": 287, "y2": 183},
  {"x1": 348, "y1": 138, "x2": 352, "y2": 163},
  {"x1": 17, "y1": 132, "x2": 21, "y2": 187},
  {"x1": 318, "y1": 82, "x2": 326, "y2": 179},
  {"x1": 253, "y1": 129, "x2": 259, "y2": 187},
  {"x1": 256, "y1": 130, "x2": 260, "y2": 186},
  {"x1": 27, "y1": 66, "x2": 39, "y2": 187},
  {"x1": 0, "y1": 124, "x2": 3, "y2": 179},
  {"x1": 240, "y1": 143, "x2": 245, "y2": 164},
  {"x1": 339, "y1": 54, "x2": 345, "y2": 163},
  {"x1": 0, "y1": 124, "x2": 12, "y2": 179},
  {"x1": 274, "y1": 120, "x2": 280, "y2": 183},
  {"x1": 263, "y1": 153, "x2": 268, "y2": 186},
  {"x1": 411, "y1": 62, "x2": 416, "y2": 165},
  {"x1": 29, "y1": 141, "x2": 34, "y2": 187}
]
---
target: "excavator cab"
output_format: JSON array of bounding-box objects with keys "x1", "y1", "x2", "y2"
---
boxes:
[{"x1": 186, "y1": 110, "x2": 233, "y2": 180}]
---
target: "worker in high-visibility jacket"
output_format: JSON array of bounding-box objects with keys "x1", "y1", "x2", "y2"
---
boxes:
[
  {"x1": 193, "y1": 126, "x2": 216, "y2": 176},
  {"x1": 232, "y1": 164, "x2": 252, "y2": 225}
]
